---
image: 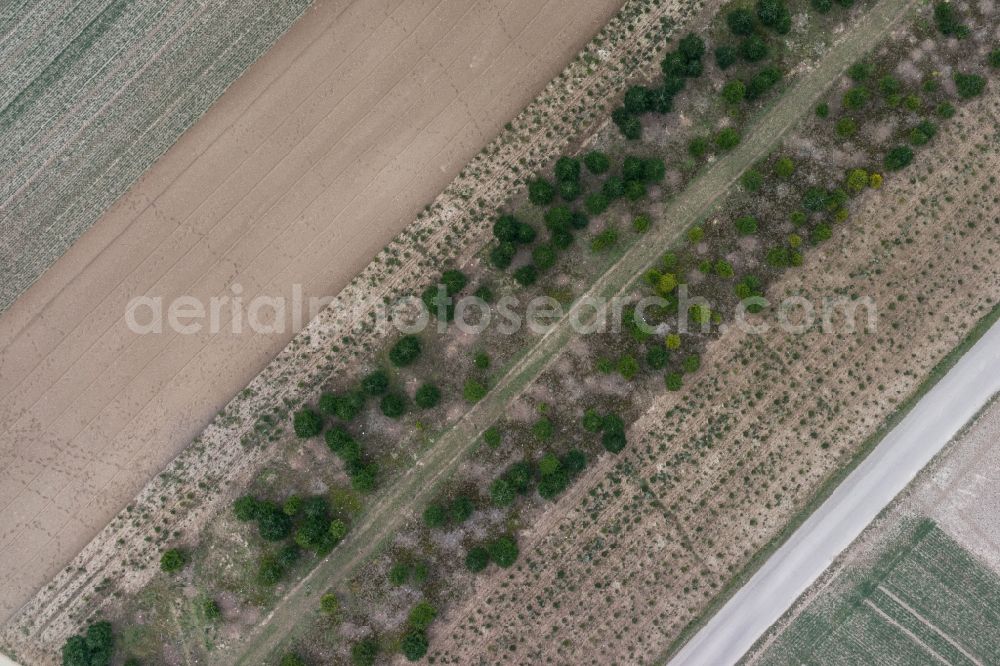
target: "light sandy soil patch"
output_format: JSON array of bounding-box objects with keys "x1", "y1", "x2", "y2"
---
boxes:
[
  {"x1": 426, "y1": 88, "x2": 1000, "y2": 664},
  {"x1": 0, "y1": 0, "x2": 709, "y2": 657}
]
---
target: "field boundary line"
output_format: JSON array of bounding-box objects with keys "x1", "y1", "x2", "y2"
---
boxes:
[
  {"x1": 862, "y1": 599, "x2": 951, "y2": 666},
  {"x1": 877, "y1": 586, "x2": 984, "y2": 666}
]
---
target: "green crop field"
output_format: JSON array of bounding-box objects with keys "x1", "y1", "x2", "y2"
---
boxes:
[
  {"x1": 754, "y1": 520, "x2": 1000, "y2": 665},
  {"x1": 0, "y1": 0, "x2": 310, "y2": 311}
]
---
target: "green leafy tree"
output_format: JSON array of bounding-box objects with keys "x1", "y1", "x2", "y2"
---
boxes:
[
  {"x1": 878, "y1": 74, "x2": 901, "y2": 96},
  {"x1": 408, "y1": 602, "x2": 438, "y2": 631},
  {"x1": 803, "y1": 186, "x2": 828, "y2": 211},
  {"x1": 325, "y1": 426, "x2": 356, "y2": 458},
  {"x1": 757, "y1": 0, "x2": 791, "y2": 34},
  {"x1": 280, "y1": 654, "x2": 306, "y2": 666},
  {"x1": 811, "y1": 223, "x2": 833, "y2": 243},
  {"x1": 61, "y1": 621, "x2": 115, "y2": 666},
  {"x1": 492, "y1": 215, "x2": 520, "y2": 242},
  {"x1": 202, "y1": 598, "x2": 222, "y2": 622},
  {"x1": 489, "y1": 242, "x2": 516, "y2": 269},
  {"x1": 847, "y1": 62, "x2": 872, "y2": 82},
  {"x1": 488, "y1": 535, "x2": 519, "y2": 567},
  {"x1": 563, "y1": 449, "x2": 587, "y2": 476},
  {"x1": 513, "y1": 264, "x2": 538, "y2": 287},
  {"x1": 401, "y1": 630, "x2": 428, "y2": 661},
  {"x1": 528, "y1": 178, "x2": 556, "y2": 205},
  {"x1": 321, "y1": 592, "x2": 341, "y2": 617},
  {"x1": 618, "y1": 355, "x2": 640, "y2": 380},
  {"x1": 774, "y1": 156, "x2": 794, "y2": 179},
  {"x1": 727, "y1": 8, "x2": 755, "y2": 35},
  {"x1": 933, "y1": 1, "x2": 969, "y2": 37},
  {"x1": 554, "y1": 156, "x2": 581, "y2": 183},
  {"x1": 389, "y1": 335, "x2": 422, "y2": 367},
  {"x1": 624, "y1": 180, "x2": 646, "y2": 201},
  {"x1": 715, "y1": 128, "x2": 741, "y2": 150},
  {"x1": 233, "y1": 495, "x2": 260, "y2": 522},
  {"x1": 349, "y1": 462, "x2": 378, "y2": 493},
  {"x1": 559, "y1": 178, "x2": 582, "y2": 201},
  {"x1": 715, "y1": 45, "x2": 738, "y2": 70},
  {"x1": 292, "y1": 409, "x2": 323, "y2": 439},
  {"x1": 283, "y1": 495, "x2": 302, "y2": 517},
  {"x1": 665, "y1": 372, "x2": 684, "y2": 391},
  {"x1": 623, "y1": 85, "x2": 651, "y2": 114},
  {"x1": 422, "y1": 504, "x2": 447, "y2": 528},
  {"x1": 842, "y1": 86, "x2": 870, "y2": 110},
  {"x1": 450, "y1": 495, "x2": 475, "y2": 523},
  {"x1": 532, "y1": 244, "x2": 557, "y2": 271},
  {"x1": 735, "y1": 216, "x2": 758, "y2": 235},
  {"x1": 160, "y1": 548, "x2": 186, "y2": 573},
  {"x1": 465, "y1": 546, "x2": 489, "y2": 572},
  {"x1": 590, "y1": 227, "x2": 619, "y2": 253},
  {"x1": 362, "y1": 369, "x2": 390, "y2": 396},
  {"x1": 953, "y1": 72, "x2": 986, "y2": 99},
  {"x1": 602, "y1": 427, "x2": 627, "y2": 453},
  {"x1": 688, "y1": 136, "x2": 709, "y2": 157},
  {"x1": 463, "y1": 378, "x2": 487, "y2": 403},
  {"x1": 740, "y1": 36, "x2": 768, "y2": 62},
  {"x1": 909, "y1": 119, "x2": 936, "y2": 146},
  {"x1": 532, "y1": 417, "x2": 554, "y2": 441},
  {"x1": 379, "y1": 392, "x2": 406, "y2": 418},
  {"x1": 683, "y1": 354, "x2": 701, "y2": 373},
  {"x1": 490, "y1": 478, "x2": 515, "y2": 507},
  {"x1": 601, "y1": 176, "x2": 625, "y2": 200},
  {"x1": 678, "y1": 33, "x2": 706, "y2": 63},
  {"x1": 329, "y1": 519, "x2": 348, "y2": 543},
  {"x1": 584, "y1": 151, "x2": 610, "y2": 174},
  {"x1": 582, "y1": 408, "x2": 603, "y2": 432},
  {"x1": 483, "y1": 426, "x2": 502, "y2": 448},
  {"x1": 258, "y1": 503, "x2": 293, "y2": 541},
  {"x1": 746, "y1": 66, "x2": 782, "y2": 100},
  {"x1": 741, "y1": 169, "x2": 764, "y2": 192},
  {"x1": 646, "y1": 346, "x2": 669, "y2": 370},
  {"x1": 835, "y1": 117, "x2": 857, "y2": 138},
  {"x1": 319, "y1": 391, "x2": 366, "y2": 421},
  {"x1": 883, "y1": 145, "x2": 914, "y2": 171},
  {"x1": 722, "y1": 79, "x2": 746, "y2": 104},
  {"x1": 845, "y1": 168, "x2": 869, "y2": 194},
  {"x1": 584, "y1": 192, "x2": 610, "y2": 215},
  {"x1": 351, "y1": 637, "x2": 379, "y2": 666},
  {"x1": 414, "y1": 384, "x2": 441, "y2": 409}
]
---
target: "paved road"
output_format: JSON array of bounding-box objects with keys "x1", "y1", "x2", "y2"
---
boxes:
[{"x1": 668, "y1": 315, "x2": 1000, "y2": 666}]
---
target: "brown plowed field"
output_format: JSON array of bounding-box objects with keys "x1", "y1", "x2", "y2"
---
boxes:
[{"x1": 0, "y1": 0, "x2": 625, "y2": 624}]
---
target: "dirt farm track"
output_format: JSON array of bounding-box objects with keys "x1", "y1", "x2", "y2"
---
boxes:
[{"x1": 0, "y1": 0, "x2": 625, "y2": 624}]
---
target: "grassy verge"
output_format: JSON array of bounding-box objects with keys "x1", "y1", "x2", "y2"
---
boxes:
[{"x1": 660, "y1": 297, "x2": 1000, "y2": 662}]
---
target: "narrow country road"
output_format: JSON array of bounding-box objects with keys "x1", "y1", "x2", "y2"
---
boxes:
[{"x1": 669, "y1": 315, "x2": 1000, "y2": 666}]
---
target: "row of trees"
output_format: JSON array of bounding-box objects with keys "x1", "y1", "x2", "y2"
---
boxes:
[
  {"x1": 61, "y1": 621, "x2": 114, "y2": 666},
  {"x1": 490, "y1": 151, "x2": 666, "y2": 287}
]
